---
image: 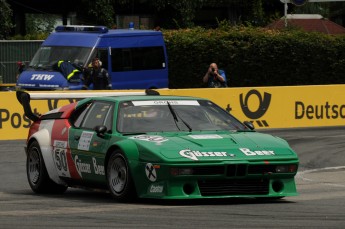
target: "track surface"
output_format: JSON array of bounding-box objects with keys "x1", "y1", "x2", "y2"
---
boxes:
[{"x1": 1, "y1": 126, "x2": 345, "y2": 228}]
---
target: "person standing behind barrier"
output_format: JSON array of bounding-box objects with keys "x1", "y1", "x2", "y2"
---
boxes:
[
  {"x1": 16, "y1": 61, "x2": 25, "y2": 81},
  {"x1": 203, "y1": 63, "x2": 227, "y2": 88},
  {"x1": 82, "y1": 58, "x2": 112, "y2": 90}
]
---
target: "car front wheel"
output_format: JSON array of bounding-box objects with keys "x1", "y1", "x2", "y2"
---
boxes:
[
  {"x1": 107, "y1": 150, "x2": 136, "y2": 202},
  {"x1": 27, "y1": 141, "x2": 67, "y2": 194}
]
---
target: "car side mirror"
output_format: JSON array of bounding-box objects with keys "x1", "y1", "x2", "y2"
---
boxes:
[
  {"x1": 243, "y1": 121, "x2": 255, "y2": 130},
  {"x1": 94, "y1": 125, "x2": 107, "y2": 138}
]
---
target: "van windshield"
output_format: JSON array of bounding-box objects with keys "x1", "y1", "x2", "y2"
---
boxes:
[{"x1": 29, "y1": 46, "x2": 92, "y2": 70}]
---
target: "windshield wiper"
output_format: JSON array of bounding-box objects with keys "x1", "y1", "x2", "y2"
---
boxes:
[
  {"x1": 167, "y1": 101, "x2": 180, "y2": 130},
  {"x1": 167, "y1": 102, "x2": 192, "y2": 132}
]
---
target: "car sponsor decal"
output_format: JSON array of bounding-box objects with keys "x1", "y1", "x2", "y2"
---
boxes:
[
  {"x1": 130, "y1": 135, "x2": 168, "y2": 143},
  {"x1": 179, "y1": 149, "x2": 231, "y2": 161},
  {"x1": 145, "y1": 163, "x2": 157, "y2": 182},
  {"x1": 132, "y1": 100, "x2": 200, "y2": 106},
  {"x1": 50, "y1": 113, "x2": 81, "y2": 180},
  {"x1": 54, "y1": 140, "x2": 67, "y2": 148},
  {"x1": 74, "y1": 155, "x2": 92, "y2": 177},
  {"x1": 77, "y1": 131, "x2": 94, "y2": 150},
  {"x1": 73, "y1": 156, "x2": 105, "y2": 178},
  {"x1": 189, "y1": 134, "x2": 223, "y2": 139},
  {"x1": 239, "y1": 148, "x2": 275, "y2": 156},
  {"x1": 93, "y1": 157, "x2": 105, "y2": 175},
  {"x1": 53, "y1": 140, "x2": 72, "y2": 178},
  {"x1": 148, "y1": 183, "x2": 164, "y2": 194}
]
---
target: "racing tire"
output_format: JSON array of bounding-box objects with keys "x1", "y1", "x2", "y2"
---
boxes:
[
  {"x1": 27, "y1": 141, "x2": 68, "y2": 194},
  {"x1": 107, "y1": 150, "x2": 137, "y2": 202}
]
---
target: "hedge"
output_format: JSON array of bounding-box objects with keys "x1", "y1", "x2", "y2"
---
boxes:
[
  {"x1": 163, "y1": 26, "x2": 345, "y2": 88},
  {"x1": 10, "y1": 26, "x2": 345, "y2": 88}
]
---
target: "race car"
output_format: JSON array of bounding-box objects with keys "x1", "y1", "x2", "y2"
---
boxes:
[{"x1": 17, "y1": 90, "x2": 299, "y2": 201}]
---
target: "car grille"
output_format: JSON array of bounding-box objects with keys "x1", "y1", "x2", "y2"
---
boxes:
[
  {"x1": 248, "y1": 165, "x2": 277, "y2": 174},
  {"x1": 198, "y1": 179, "x2": 269, "y2": 196},
  {"x1": 227, "y1": 164, "x2": 247, "y2": 176},
  {"x1": 193, "y1": 166, "x2": 225, "y2": 175},
  {"x1": 189, "y1": 164, "x2": 284, "y2": 176}
]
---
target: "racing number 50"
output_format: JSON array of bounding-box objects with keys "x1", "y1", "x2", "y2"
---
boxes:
[{"x1": 54, "y1": 148, "x2": 68, "y2": 172}]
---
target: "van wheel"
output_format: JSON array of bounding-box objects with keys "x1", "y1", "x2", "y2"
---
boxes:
[
  {"x1": 27, "y1": 141, "x2": 67, "y2": 194},
  {"x1": 107, "y1": 150, "x2": 137, "y2": 202}
]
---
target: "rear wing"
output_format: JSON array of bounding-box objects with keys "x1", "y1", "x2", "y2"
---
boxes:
[{"x1": 16, "y1": 89, "x2": 160, "y2": 122}]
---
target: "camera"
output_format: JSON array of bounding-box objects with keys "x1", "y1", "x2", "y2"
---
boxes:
[{"x1": 211, "y1": 68, "x2": 215, "y2": 72}]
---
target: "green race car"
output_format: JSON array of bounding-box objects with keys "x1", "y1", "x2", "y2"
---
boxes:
[{"x1": 18, "y1": 90, "x2": 299, "y2": 201}]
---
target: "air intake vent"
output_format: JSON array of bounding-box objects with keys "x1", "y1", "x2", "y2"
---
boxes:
[
  {"x1": 198, "y1": 179, "x2": 269, "y2": 196},
  {"x1": 226, "y1": 164, "x2": 247, "y2": 177}
]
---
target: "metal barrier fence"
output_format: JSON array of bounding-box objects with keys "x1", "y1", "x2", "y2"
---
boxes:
[{"x1": 0, "y1": 40, "x2": 43, "y2": 83}]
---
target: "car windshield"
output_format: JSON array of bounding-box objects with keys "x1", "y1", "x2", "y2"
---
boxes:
[
  {"x1": 117, "y1": 99, "x2": 246, "y2": 133},
  {"x1": 29, "y1": 46, "x2": 92, "y2": 70}
]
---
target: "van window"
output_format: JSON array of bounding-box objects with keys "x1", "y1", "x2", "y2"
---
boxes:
[
  {"x1": 111, "y1": 46, "x2": 165, "y2": 72},
  {"x1": 29, "y1": 46, "x2": 92, "y2": 69},
  {"x1": 91, "y1": 49, "x2": 108, "y2": 70}
]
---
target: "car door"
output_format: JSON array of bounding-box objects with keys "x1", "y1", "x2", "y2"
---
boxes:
[{"x1": 68, "y1": 100, "x2": 114, "y2": 183}]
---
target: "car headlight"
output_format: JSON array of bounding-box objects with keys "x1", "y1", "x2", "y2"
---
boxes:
[
  {"x1": 276, "y1": 164, "x2": 297, "y2": 173},
  {"x1": 170, "y1": 168, "x2": 193, "y2": 176}
]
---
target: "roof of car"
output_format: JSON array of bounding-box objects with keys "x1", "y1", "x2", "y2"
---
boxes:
[{"x1": 90, "y1": 95, "x2": 206, "y2": 102}]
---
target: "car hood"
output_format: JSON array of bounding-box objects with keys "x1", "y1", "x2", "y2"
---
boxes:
[{"x1": 128, "y1": 132, "x2": 297, "y2": 162}]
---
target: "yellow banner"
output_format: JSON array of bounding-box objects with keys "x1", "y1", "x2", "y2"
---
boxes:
[
  {"x1": 1, "y1": 85, "x2": 344, "y2": 140},
  {"x1": 159, "y1": 85, "x2": 345, "y2": 129}
]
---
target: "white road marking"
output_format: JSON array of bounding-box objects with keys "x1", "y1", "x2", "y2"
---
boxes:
[
  {"x1": 296, "y1": 166, "x2": 345, "y2": 187},
  {"x1": 0, "y1": 202, "x2": 185, "y2": 216}
]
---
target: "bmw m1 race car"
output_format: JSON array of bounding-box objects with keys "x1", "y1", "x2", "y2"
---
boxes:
[{"x1": 17, "y1": 90, "x2": 299, "y2": 201}]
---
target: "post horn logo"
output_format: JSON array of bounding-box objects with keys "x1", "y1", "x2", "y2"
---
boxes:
[{"x1": 239, "y1": 90, "x2": 272, "y2": 127}]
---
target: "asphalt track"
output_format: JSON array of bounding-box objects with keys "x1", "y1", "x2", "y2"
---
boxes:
[{"x1": 1, "y1": 126, "x2": 345, "y2": 228}]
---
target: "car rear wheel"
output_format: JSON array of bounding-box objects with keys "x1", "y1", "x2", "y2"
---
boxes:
[
  {"x1": 107, "y1": 150, "x2": 136, "y2": 202},
  {"x1": 27, "y1": 141, "x2": 67, "y2": 194}
]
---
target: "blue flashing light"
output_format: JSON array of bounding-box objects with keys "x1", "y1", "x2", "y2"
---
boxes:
[
  {"x1": 55, "y1": 25, "x2": 109, "y2": 33},
  {"x1": 129, "y1": 22, "x2": 134, "y2": 30}
]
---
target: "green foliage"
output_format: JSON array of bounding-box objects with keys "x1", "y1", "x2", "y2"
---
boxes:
[
  {"x1": 26, "y1": 14, "x2": 59, "y2": 34},
  {"x1": 79, "y1": 0, "x2": 115, "y2": 27},
  {"x1": 293, "y1": 2, "x2": 330, "y2": 16},
  {"x1": 9, "y1": 33, "x2": 49, "y2": 40},
  {"x1": 164, "y1": 25, "x2": 345, "y2": 88},
  {"x1": 150, "y1": 0, "x2": 205, "y2": 28},
  {"x1": 0, "y1": 0, "x2": 13, "y2": 39}
]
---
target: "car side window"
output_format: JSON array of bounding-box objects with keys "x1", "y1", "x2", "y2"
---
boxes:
[
  {"x1": 71, "y1": 102, "x2": 92, "y2": 128},
  {"x1": 80, "y1": 101, "x2": 114, "y2": 131}
]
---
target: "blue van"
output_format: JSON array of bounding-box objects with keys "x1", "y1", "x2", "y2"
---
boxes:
[{"x1": 16, "y1": 25, "x2": 169, "y2": 90}]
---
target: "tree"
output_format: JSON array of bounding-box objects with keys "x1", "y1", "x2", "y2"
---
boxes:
[
  {"x1": 114, "y1": 0, "x2": 206, "y2": 28},
  {"x1": 292, "y1": 2, "x2": 330, "y2": 17},
  {"x1": 26, "y1": 14, "x2": 59, "y2": 34},
  {"x1": 78, "y1": 0, "x2": 115, "y2": 27},
  {"x1": 0, "y1": 0, "x2": 13, "y2": 39},
  {"x1": 150, "y1": 0, "x2": 206, "y2": 28}
]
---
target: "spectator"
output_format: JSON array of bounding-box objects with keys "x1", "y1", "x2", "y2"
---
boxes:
[
  {"x1": 82, "y1": 58, "x2": 112, "y2": 90},
  {"x1": 16, "y1": 61, "x2": 25, "y2": 81},
  {"x1": 203, "y1": 63, "x2": 227, "y2": 88}
]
